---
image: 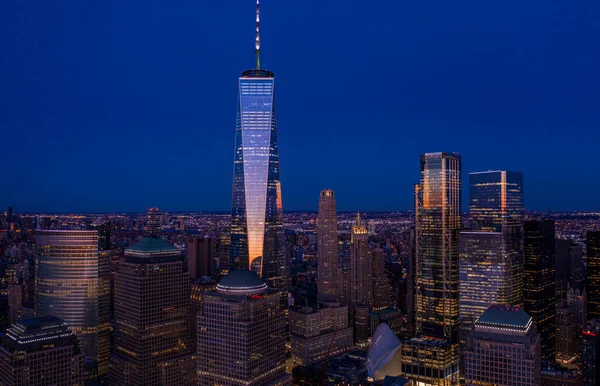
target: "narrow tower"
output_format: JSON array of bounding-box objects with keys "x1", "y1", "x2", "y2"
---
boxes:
[
  {"x1": 317, "y1": 189, "x2": 340, "y2": 304},
  {"x1": 230, "y1": 0, "x2": 285, "y2": 291}
]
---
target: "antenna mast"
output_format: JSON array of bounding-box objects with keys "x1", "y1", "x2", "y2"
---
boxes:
[{"x1": 255, "y1": 0, "x2": 261, "y2": 70}]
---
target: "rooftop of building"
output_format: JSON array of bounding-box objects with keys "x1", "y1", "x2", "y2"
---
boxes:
[
  {"x1": 3, "y1": 316, "x2": 80, "y2": 353},
  {"x1": 475, "y1": 304, "x2": 532, "y2": 330},
  {"x1": 123, "y1": 237, "x2": 183, "y2": 263},
  {"x1": 216, "y1": 269, "x2": 267, "y2": 295},
  {"x1": 126, "y1": 237, "x2": 179, "y2": 253}
]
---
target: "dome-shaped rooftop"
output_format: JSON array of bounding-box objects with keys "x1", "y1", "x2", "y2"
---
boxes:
[{"x1": 217, "y1": 269, "x2": 267, "y2": 295}]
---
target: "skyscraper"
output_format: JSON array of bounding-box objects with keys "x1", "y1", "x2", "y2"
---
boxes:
[
  {"x1": 350, "y1": 213, "x2": 371, "y2": 308},
  {"x1": 405, "y1": 152, "x2": 461, "y2": 385},
  {"x1": 145, "y1": 207, "x2": 163, "y2": 237},
  {"x1": 581, "y1": 319, "x2": 600, "y2": 386},
  {"x1": 188, "y1": 236, "x2": 215, "y2": 280},
  {"x1": 93, "y1": 222, "x2": 111, "y2": 381},
  {"x1": 372, "y1": 248, "x2": 391, "y2": 311},
  {"x1": 587, "y1": 231, "x2": 600, "y2": 320},
  {"x1": 109, "y1": 237, "x2": 195, "y2": 385},
  {"x1": 35, "y1": 229, "x2": 106, "y2": 380},
  {"x1": 463, "y1": 305, "x2": 541, "y2": 386},
  {"x1": 230, "y1": 0, "x2": 285, "y2": 291},
  {"x1": 197, "y1": 269, "x2": 291, "y2": 385},
  {"x1": 469, "y1": 170, "x2": 524, "y2": 305},
  {"x1": 555, "y1": 302, "x2": 579, "y2": 366},
  {"x1": 318, "y1": 189, "x2": 340, "y2": 304},
  {"x1": 459, "y1": 231, "x2": 507, "y2": 342},
  {"x1": 524, "y1": 219, "x2": 557, "y2": 361},
  {"x1": 0, "y1": 316, "x2": 84, "y2": 386}
]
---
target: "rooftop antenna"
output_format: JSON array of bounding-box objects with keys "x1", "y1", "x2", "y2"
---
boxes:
[{"x1": 255, "y1": 0, "x2": 261, "y2": 70}]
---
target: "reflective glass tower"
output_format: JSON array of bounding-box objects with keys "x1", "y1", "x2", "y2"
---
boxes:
[
  {"x1": 230, "y1": 0, "x2": 284, "y2": 289},
  {"x1": 524, "y1": 219, "x2": 556, "y2": 361},
  {"x1": 35, "y1": 229, "x2": 103, "y2": 380},
  {"x1": 469, "y1": 170, "x2": 524, "y2": 306},
  {"x1": 403, "y1": 152, "x2": 461, "y2": 385}
]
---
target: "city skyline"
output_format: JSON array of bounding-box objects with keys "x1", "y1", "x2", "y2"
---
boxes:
[{"x1": 2, "y1": 1, "x2": 599, "y2": 213}]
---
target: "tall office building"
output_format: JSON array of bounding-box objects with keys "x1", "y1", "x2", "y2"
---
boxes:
[
  {"x1": 230, "y1": 0, "x2": 285, "y2": 291},
  {"x1": 524, "y1": 219, "x2": 557, "y2": 361},
  {"x1": 404, "y1": 152, "x2": 461, "y2": 385},
  {"x1": 469, "y1": 170, "x2": 524, "y2": 305},
  {"x1": 0, "y1": 316, "x2": 84, "y2": 386},
  {"x1": 145, "y1": 207, "x2": 163, "y2": 237},
  {"x1": 581, "y1": 319, "x2": 600, "y2": 386},
  {"x1": 463, "y1": 305, "x2": 541, "y2": 386},
  {"x1": 587, "y1": 231, "x2": 600, "y2": 320},
  {"x1": 93, "y1": 222, "x2": 111, "y2": 380},
  {"x1": 35, "y1": 229, "x2": 107, "y2": 380},
  {"x1": 317, "y1": 189, "x2": 340, "y2": 304},
  {"x1": 188, "y1": 236, "x2": 215, "y2": 280},
  {"x1": 459, "y1": 231, "x2": 509, "y2": 343},
  {"x1": 555, "y1": 303, "x2": 579, "y2": 366},
  {"x1": 197, "y1": 269, "x2": 291, "y2": 385},
  {"x1": 109, "y1": 237, "x2": 195, "y2": 385},
  {"x1": 372, "y1": 248, "x2": 391, "y2": 311},
  {"x1": 350, "y1": 213, "x2": 372, "y2": 308}
]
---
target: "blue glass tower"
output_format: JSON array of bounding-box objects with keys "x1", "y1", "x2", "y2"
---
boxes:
[{"x1": 230, "y1": 0, "x2": 285, "y2": 289}]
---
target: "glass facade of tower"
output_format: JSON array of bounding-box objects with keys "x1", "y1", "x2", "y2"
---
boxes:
[
  {"x1": 231, "y1": 69, "x2": 284, "y2": 287},
  {"x1": 459, "y1": 232, "x2": 507, "y2": 343},
  {"x1": 524, "y1": 219, "x2": 556, "y2": 361},
  {"x1": 415, "y1": 152, "x2": 461, "y2": 342},
  {"x1": 470, "y1": 171, "x2": 524, "y2": 233},
  {"x1": 406, "y1": 152, "x2": 461, "y2": 385},
  {"x1": 35, "y1": 230, "x2": 101, "y2": 379},
  {"x1": 469, "y1": 171, "x2": 524, "y2": 306}
]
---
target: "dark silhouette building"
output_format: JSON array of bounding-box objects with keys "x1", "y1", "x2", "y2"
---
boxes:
[
  {"x1": 0, "y1": 316, "x2": 84, "y2": 386},
  {"x1": 188, "y1": 237, "x2": 215, "y2": 280},
  {"x1": 586, "y1": 231, "x2": 600, "y2": 321},
  {"x1": 524, "y1": 219, "x2": 556, "y2": 361}
]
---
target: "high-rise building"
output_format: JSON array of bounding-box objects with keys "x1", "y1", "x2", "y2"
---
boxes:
[
  {"x1": 372, "y1": 248, "x2": 391, "y2": 311},
  {"x1": 197, "y1": 269, "x2": 291, "y2": 385},
  {"x1": 469, "y1": 170, "x2": 524, "y2": 305},
  {"x1": 93, "y1": 222, "x2": 111, "y2": 381},
  {"x1": 218, "y1": 232, "x2": 231, "y2": 275},
  {"x1": 587, "y1": 231, "x2": 600, "y2": 320},
  {"x1": 463, "y1": 305, "x2": 541, "y2": 386},
  {"x1": 35, "y1": 229, "x2": 107, "y2": 380},
  {"x1": 290, "y1": 305, "x2": 353, "y2": 365},
  {"x1": 188, "y1": 237, "x2": 215, "y2": 280},
  {"x1": 109, "y1": 237, "x2": 195, "y2": 385},
  {"x1": 556, "y1": 239, "x2": 586, "y2": 301},
  {"x1": 581, "y1": 319, "x2": 600, "y2": 386},
  {"x1": 524, "y1": 219, "x2": 557, "y2": 361},
  {"x1": 350, "y1": 213, "x2": 372, "y2": 308},
  {"x1": 189, "y1": 279, "x2": 217, "y2": 355},
  {"x1": 567, "y1": 284, "x2": 587, "y2": 328},
  {"x1": 145, "y1": 207, "x2": 163, "y2": 237},
  {"x1": 405, "y1": 152, "x2": 461, "y2": 384},
  {"x1": 555, "y1": 303, "x2": 579, "y2": 366},
  {"x1": 0, "y1": 316, "x2": 84, "y2": 386},
  {"x1": 353, "y1": 303, "x2": 371, "y2": 346},
  {"x1": 230, "y1": 0, "x2": 285, "y2": 291},
  {"x1": 317, "y1": 189, "x2": 340, "y2": 304},
  {"x1": 459, "y1": 231, "x2": 511, "y2": 343}
]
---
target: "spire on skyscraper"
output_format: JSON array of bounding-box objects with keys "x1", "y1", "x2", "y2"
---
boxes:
[{"x1": 255, "y1": 0, "x2": 261, "y2": 70}]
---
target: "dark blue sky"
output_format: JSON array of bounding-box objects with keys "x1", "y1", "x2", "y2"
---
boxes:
[{"x1": 1, "y1": 0, "x2": 599, "y2": 213}]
